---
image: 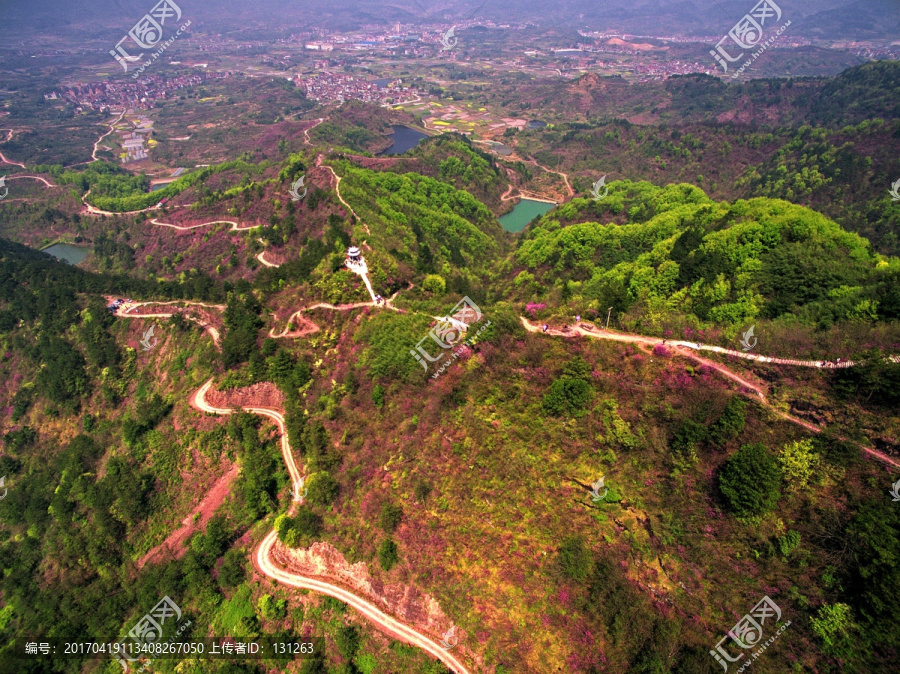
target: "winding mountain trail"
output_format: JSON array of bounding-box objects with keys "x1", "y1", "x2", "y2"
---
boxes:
[
  {"x1": 523, "y1": 318, "x2": 897, "y2": 370},
  {"x1": 92, "y1": 109, "x2": 127, "y2": 162},
  {"x1": 268, "y1": 311, "x2": 321, "y2": 339},
  {"x1": 115, "y1": 300, "x2": 225, "y2": 347},
  {"x1": 521, "y1": 318, "x2": 900, "y2": 469},
  {"x1": 255, "y1": 530, "x2": 470, "y2": 674},
  {"x1": 190, "y1": 378, "x2": 470, "y2": 674},
  {"x1": 0, "y1": 152, "x2": 25, "y2": 169},
  {"x1": 81, "y1": 194, "x2": 262, "y2": 232},
  {"x1": 500, "y1": 183, "x2": 518, "y2": 202},
  {"x1": 191, "y1": 379, "x2": 303, "y2": 492},
  {"x1": 149, "y1": 215, "x2": 259, "y2": 232},
  {"x1": 269, "y1": 289, "x2": 408, "y2": 339},
  {"x1": 256, "y1": 250, "x2": 278, "y2": 268},
  {"x1": 6, "y1": 175, "x2": 54, "y2": 188},
  {"x1": 303, "y1": 117, "x2": 325, "y2": 145},
  {"x1": 320, "y1": 163, "x2": 372, "y2": 237},
  {"x1": 0, "y1": 129, "x2": 25, "y2": 168},
  {"x1": 521, "y1": 157, "x2": 574, "y2": 197}
]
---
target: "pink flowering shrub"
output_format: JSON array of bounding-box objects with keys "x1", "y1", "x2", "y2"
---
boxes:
[{"x1": 526, "y1": 302, "x2": 547, "y2": 317}]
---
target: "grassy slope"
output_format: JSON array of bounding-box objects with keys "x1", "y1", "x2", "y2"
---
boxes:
[{"x1": 290, "y1": 301, "x2": 896, "y2": 672}]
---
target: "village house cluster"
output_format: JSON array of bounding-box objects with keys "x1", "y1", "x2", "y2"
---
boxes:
[
  {"x1": 48, "y1": 72, "x2": 230, "y2": 112},
  {"x1": 295, "y1": 72, "x2": 421, "y2": 105}
]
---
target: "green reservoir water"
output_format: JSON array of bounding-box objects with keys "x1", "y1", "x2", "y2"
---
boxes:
[
  {"x1": 42, "y1": 243, "x2": 90, "y2": 265},
  {"x1": 499, "y1": 199, "x2": 555, "y2": 233}
]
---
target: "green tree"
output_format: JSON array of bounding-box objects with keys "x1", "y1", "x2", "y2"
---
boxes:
[
  {"x1": 562, "y1": 356, "x2": 592, "y2": 381},
  {"x1": 378, "y1": 539, "x2": 399, "y2": 571},
  {"x1": 222, "y1": 292, "x2": 263, "y2": 367},
  {"x1": 422, "y1": 274, "x2": 446, "y2": 294},
  {"x1": 276, "y1": 508, "x2": 324, "y2": 548},
  {"x1": 543, "y1": 377, "x2": 594, "y2": 417},
  {"x1": 305, "y1": 472, "x2": 339, "y2": 507},
  {"x1": 258, "y1": 594, "x2": 288, "y2": 620},
  {"x1": 778, "y1": 439, "x2": 820, "y2": 491},
  {"x1": 811, "y1": 603, "x2": 855, "y2": 655},
  {"x1": 670, "y1": 419, "x2": 707, "y2": 456},
  {"x1": 709, "y1": 397, "x2": 746, "y2": 444},
  {"x1": 414, "y1": 480, "x2": 432, "y2": 504},
  {"x1": 719, "y1": 444, "x2": 781, "y2": 516},
  {"x1": 558, "y1": 535, "x2": 592, "y2": 581},
  {"x1": 379, "y1": 502, "x2": 403, "y2": 532},
  {"x1": 335, "y1": 625, "x2": 360, "y2": 660},
  {"x1": 219, "y1": 549, "x2": 246, "y2": 587},
  {"x1": 372, "y1": 383, "x2": 385, "y2": 409},
  {"x1": 777, "y1": 530, "x2": 801, "y2": 557},
  {"x1": 845, "y1": 501, "x2": 900, "y2": 624},
  {"x1": 356, "y1": 654, "x2": 377, "y2": 674}
]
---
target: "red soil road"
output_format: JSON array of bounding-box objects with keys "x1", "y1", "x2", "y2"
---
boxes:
[
  {"x1": 137, "y1": 462, "x2": 240, "y2": 569},
  {"x1": 268, "y1": 310, "x2": 321, "y2": 339},
  {"x1": 521, "y1": 318, "x2": 900, "y2": 469},
  {"x1": 521, "y1": 156, "x2": 575, "y2": 197}
]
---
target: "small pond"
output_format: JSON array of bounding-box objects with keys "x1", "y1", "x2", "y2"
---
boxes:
[
  {"x1": 379, "y1": 125, "x2": 427, "y2": 155},
  {"x1": 42, "y1": 242, "x2": 90, "y2": 265},
  {"x1": 499, "y1": 199, "x2": 555, "y2": 233}
]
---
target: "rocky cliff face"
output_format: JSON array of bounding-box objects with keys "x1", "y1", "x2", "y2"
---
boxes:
[
  {"x1": 205, "y1": 382, "x2": 285, "y2": 410},
  {"x1": 272, "y1": 540, "x2": 456, "y2": 642}
]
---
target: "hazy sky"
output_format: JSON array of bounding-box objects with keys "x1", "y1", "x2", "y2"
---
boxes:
[{"x1": 3, "y1": 0, "x2": 899, "y2": 40}]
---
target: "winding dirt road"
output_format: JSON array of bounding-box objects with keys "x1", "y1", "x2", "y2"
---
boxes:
[
  {"x1": 256, "y1": 250, "x2": 278, "y2": 268},
  {"x1": 520, "y1": 157, "x2": 574, "y2": 198},
  {"x1": 92, "y1": 109, "x2": 127, "y2": 162},
  {"x1": 303, "y1": 117, "x2": 325, "y2": 145},
  {"x1": 521, "y1": 318, "x2": 900, "y2": 469},
  {"x1": 500, "y1": 184, "x2": 518, "y2": 202},
  {"x1": 321, "y1": 164, "x2": 360, "y2": 220},
  {"x1": 191, "y1": 379, "x2": 304, "y2": 492},
  {"x1": 269, "y1": 291, "x2": 407, "y2": 339},
  {"x1": 149, "y1": 216, "x2": 260, "y2": 232},
  {"x1": 191, "y1": 378, "x2": 470, "y2": 674},
  {"x1": 115, "y1": 300, "x2": 224, "y2": 347},
  {"x1": 522, "y1": 318, "x2": 896, "y2": 370},
  {"x1": 0, "y1": 129, "x2": 25, "y2": 168},
  {"x1": 255, "y1": 530, "x2": 470, "y2": 674},
  {"x1": 319, "y1": 161, "x2": 371, "y2": 235},
  {"x1": 6, "y1": 175, "x2": 54, "y2": 188}
]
